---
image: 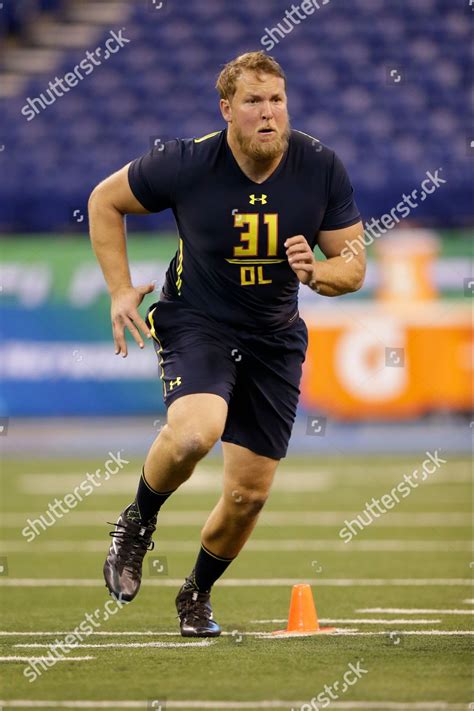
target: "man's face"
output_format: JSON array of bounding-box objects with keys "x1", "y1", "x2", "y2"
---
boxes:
[{"x1": 221, "y1": 71, "x2": 290, "y2": 162}]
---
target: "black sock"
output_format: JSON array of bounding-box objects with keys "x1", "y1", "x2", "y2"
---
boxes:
[
  {"x1": 132, "y1": 467, "x2": 175, "y2": 523},
  {"x1": 190, "y1": 543, "x2": 235, "y2": 592}
]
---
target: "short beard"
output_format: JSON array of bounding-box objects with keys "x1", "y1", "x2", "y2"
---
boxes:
[{"x1": 234, "y1": 121, "x2": 291, "y2": 163}]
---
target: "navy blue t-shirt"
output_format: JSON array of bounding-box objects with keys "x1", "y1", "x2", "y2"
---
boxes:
[{"x1": 128, "y1": 128, "x2": 360, "y2": 332}]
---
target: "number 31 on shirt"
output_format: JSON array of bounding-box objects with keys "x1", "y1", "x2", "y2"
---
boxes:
[{"x1": 230, "y1": 213, "x2": 284, "y2": 286}]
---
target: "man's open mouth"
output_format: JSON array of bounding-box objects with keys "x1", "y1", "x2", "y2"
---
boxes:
[{"x1": 258, "y1": 128, "x2": 275, "y2": 134}]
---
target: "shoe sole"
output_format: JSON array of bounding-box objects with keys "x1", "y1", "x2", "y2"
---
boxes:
[{"x1": 180, "y1": 629, "x2": 222, "y2": 638}]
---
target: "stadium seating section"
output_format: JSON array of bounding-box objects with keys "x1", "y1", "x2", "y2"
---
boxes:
[{"x1": 1, "y1": 0, "x2": 470, "y2": 230}]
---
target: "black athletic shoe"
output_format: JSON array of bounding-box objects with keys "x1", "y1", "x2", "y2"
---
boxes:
[
  {"x1": 103, "y1": 503, "x2": 156, "y2": 603},
  {"x1": 175, "y1": 576, "x2": 221, "y2": 637}
]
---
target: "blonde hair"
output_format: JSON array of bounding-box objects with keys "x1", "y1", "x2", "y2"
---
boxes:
[{"x1": 216, "y1": 51, "x2": 286, "y2": 100}]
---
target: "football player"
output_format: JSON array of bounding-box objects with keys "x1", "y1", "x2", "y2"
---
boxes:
[{"x1": 89, "y1": 51, "x2": 365, "y2": 637}]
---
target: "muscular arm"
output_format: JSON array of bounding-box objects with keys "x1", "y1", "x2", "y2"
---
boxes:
[
  {"x1": 88, "y1": 165, "x2": 154, "y2": 356},
  {"x1": 313, "y1": 221, "x2": 366, "y2": 296},
  {"x1": 285, "y1": 221, "x2": 366, "y2": 297},
  {"x1": 88, "y1": 163, "x2": 149, "y2": 295}
]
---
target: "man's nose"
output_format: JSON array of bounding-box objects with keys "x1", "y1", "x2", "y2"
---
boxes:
[{"x1": 261, "y1": 101, "x2": 274, "y2": 119}]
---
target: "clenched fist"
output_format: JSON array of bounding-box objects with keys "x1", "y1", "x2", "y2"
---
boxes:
[{"x1": 284, "y1": 235, "x2": 317, "y2": 286}]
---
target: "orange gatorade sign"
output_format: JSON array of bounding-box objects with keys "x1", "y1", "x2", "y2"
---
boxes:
[{"x1": 300, "y1": 304, "x2": 472, "y2": 419}]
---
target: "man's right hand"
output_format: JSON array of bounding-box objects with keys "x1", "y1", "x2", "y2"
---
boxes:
[{"x1": 110, "y1": 283, "x2": 155, "y2": 357}]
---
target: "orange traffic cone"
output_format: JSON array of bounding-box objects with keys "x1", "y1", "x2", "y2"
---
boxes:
[{"x1": 272, "y1": 584, "x2": 335, "y2": 636}]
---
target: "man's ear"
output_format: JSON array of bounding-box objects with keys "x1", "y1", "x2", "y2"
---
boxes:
[{"x1": 220, "y1": 98, "x2": 232, "y2": 123}]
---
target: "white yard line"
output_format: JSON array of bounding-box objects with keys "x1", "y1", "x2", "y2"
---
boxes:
[
  {"x1": 358, "y1": 608, "x2": 474, "y2": 615},
  {"x1": 6, "y1": 622, "x2": 446, "y2": 637},
  {"x1": 13, "y1": 630, "x2": 474, "y2": 644},
  {"x1": 0, "y1": 636, "x2": 180, "y2": 637},
  {"x1": 0, "y1": 578, "x2": 471, "y2": 587},
  {"x1": 1, "y1": 511, "x2": 470, "y2": 527},
  {"x1": 0, "y1": 701, "x2": 468, "y2": 709},
  {"x1": 17, "y1": 467, "x2": 472, "y2": 496},
  {"x1": 265, "y1": 630, "x2": 474, "y2": 638},
  {"x1": 0, "y1": 636, "x2": 169, "y2": 637},
  {"x1": 18, "y1": 471, "x2": 332, "y2": 494},
  {"x1": 251, "y1": 619, "x2": 441, "y2": 625},
  {"x1": 9, "y1": 633, "x2": 278, "y2": 640},
  {"x1": 0, "y1": 656, "x2": 94, "y2": 662},
  {"x1": 1, "y1": 539, "x2": 471, "y2": 553},
  {"x1": 9, "y1": 637, "x2": 252, "y2": 646},
  {"x1": 14, "y1": 641, "x2": 215, "y2": 649}
]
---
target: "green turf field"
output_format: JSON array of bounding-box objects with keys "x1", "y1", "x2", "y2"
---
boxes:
[{"x1": 0, "y1": 454, "x2": 472, "y2": 710}]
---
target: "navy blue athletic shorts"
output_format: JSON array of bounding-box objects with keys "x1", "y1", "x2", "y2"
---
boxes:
[{"x1": 145, "y1": 299, "x2": 308, "y2": 460}]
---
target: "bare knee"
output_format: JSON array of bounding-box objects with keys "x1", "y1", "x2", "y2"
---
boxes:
[
  {"x1": 229, "y1": 488, "x2": 269, "y2": 518},
  {"x1": 164, "y1": 425, "x2": 220, "y2": 465}
]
